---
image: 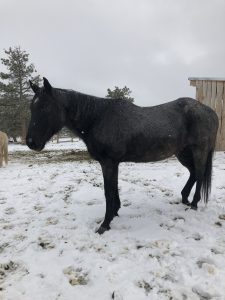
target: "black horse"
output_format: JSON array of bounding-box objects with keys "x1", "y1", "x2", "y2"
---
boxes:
[{"x1": 26, "y1": 78, "x2": 218, "y2": 234}]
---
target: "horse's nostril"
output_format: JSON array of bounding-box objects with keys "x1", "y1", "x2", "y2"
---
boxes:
[{"x1": 26, "y1": 136, "x2": 35, "y2": 148}]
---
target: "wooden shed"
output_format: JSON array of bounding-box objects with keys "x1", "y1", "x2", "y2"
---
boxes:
[{"x1": 189, "y1": 77, "x2": 225, "y2": 151}]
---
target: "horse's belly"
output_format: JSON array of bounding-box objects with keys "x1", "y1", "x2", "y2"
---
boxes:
[
  {"x1": 123, "y1": 138, "x2": 179, "y2": 162},
  {"x1": 123, "y1": 150, "x2": 174, "y2": 162}
]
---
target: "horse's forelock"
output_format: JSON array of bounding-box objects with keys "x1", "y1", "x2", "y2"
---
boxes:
[
  {"x1": 33, "y1": 97, "x2": 39, "y2": 104},
  {"x1": 31, "y1": 87, "x2": 50, "y2": 106}
]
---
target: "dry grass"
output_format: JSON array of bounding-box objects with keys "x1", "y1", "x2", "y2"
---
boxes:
[{"x1": 9, "y1": 149, "x2": 91, "y2": 165}]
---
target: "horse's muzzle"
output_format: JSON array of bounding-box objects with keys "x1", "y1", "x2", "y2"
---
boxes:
[{"x1": 26, "y1": 137, "x2": 44, "y2": 151}]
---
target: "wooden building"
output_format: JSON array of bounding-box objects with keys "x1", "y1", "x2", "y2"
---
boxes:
[{"x1": 189, "y1": 77, "x2": 225, "y2": 151}]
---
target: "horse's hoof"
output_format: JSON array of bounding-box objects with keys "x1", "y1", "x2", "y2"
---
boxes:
[
  {"x1": 190, "y1": 205, "x2": 198, "y2": 211},
  {"x1": 182, "y1": 199, "x2": 190, "y2": 206},
  {"x1": 96, "y1": 226, "x2": 110, "y2": 235}
]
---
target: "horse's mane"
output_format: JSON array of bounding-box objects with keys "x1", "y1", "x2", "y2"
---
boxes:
[
  {"x1": 54, "y1": 87, "x2": 127, "y2": 104},
  {"x1": 53, "y1": 87, "x2": 131, "y2": 132}
]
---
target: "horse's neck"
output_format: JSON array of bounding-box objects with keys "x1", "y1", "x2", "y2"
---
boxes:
[{"x1": 62, "y1": 91, "x2": 107, "y2": 134}]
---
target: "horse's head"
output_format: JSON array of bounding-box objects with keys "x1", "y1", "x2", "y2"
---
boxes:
[{"x1": 26, "y1": 77, "x2": 65, "y2": 151}]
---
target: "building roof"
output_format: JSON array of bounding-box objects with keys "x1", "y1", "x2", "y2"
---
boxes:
[{"x1": 188, "y1": 77, "x2": 225, "y2": 81}]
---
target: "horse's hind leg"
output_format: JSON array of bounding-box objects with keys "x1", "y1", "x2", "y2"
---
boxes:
[
  {"x1": 176, "y1": 148, "x2": 196, "y2": 206},
  {"x1": 190, "y1": 147, "x2": 208, "y2": 210},
  {"x1": 182, "y1": 171, "x2": 196, "y2": 206}
]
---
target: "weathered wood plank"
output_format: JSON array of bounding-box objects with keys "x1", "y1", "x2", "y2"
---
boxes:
[
  {"x1": 215, "y1": 82, "x2": 223, "y2": 150},
  {"x1": 203, "y1": 80, "x2": 208, "y2": 102},
  {"x1": 196, "y1": 81, "x2": 203, "y2": 102},
  {"x1": 205, "y1": 81, "x2": 212, "y2": 107},
  {"x1": 211, "y1": 81, "x2": 217, "y2": 111},
  {"x1": 220, "y1": 83, "x2": 225, "y2": 150}
]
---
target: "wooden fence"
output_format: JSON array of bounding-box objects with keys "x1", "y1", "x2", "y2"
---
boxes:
[{"x1": 189, "y1": 77, "x2": 225, "y2": 151}]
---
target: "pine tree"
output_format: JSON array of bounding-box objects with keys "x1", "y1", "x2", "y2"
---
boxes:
[
  {"x1": 0, "y1": 46, "x2": 41, "y2": 142},
  {"x1": 0, "y1": 46, "x2": 40, "y2": 99},
  {"x1": 106, "y1": 86, "x2": 134, "y2": 103}
]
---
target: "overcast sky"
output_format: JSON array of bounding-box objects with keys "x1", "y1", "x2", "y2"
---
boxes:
[{"x1": 1, "y1": 0, "x2": 225, "y2": 105}]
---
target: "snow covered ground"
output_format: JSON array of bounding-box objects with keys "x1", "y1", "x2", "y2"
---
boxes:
[{"x1": 1, "y1": 139, "x2": 225, "y2": 300}]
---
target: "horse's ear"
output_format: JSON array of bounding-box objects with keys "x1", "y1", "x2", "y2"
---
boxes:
[
  {"x1": 43, "y1": 77, "x2": 52, "y2": 94},
  {"x1": 29, "y1": 80, "x2": 40, "y2": 94}
]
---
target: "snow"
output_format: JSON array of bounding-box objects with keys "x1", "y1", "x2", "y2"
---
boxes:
[{"x1": 0, "y1": 140, "x2": 225, "y2": 300}]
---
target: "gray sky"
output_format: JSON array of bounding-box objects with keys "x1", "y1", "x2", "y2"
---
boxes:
[{"x1": 1, "y1": 0, "x2": 225, "y2": 105}]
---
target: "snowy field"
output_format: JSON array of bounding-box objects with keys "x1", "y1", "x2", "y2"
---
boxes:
[{"x1": 1, "y1": 139, "x2": 225, "y2": 300}]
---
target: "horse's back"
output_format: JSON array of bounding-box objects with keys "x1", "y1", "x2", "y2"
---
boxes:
[
  {"x1": 88, "y1": 98, "x2": 185, "y2": 161},
  {"x1": 87, "y1": 97, "x2": 218, "y2": 162}
]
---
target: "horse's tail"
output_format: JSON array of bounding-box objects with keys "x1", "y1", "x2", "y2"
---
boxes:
[{"x1": 201, "y1": 150, "x2": 214, "y2": 203}]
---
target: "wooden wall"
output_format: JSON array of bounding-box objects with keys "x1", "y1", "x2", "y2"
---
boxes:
[{"x1": 189, "y1": 78, "x2": 225, "y2": 151}]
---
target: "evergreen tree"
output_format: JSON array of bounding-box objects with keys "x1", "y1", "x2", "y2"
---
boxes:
[
  {"x1": 0, "y1": 46, "x2": 40, "y2": 99},
  {"x1": 106, "y1": 86, "x2": 134, "y2": 103},
  {"x1": 0, "y1": 46, "x2": 41, "y2": 142}
]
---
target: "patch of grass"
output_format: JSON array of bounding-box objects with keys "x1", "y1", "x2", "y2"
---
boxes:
[{"x1": 9, "y1": 150, "x2": 92, "y2": 164}]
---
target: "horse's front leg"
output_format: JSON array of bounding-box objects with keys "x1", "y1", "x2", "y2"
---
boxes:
[{"x1": 97, "y1": 161, "x2": 119, "y2": 234}]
